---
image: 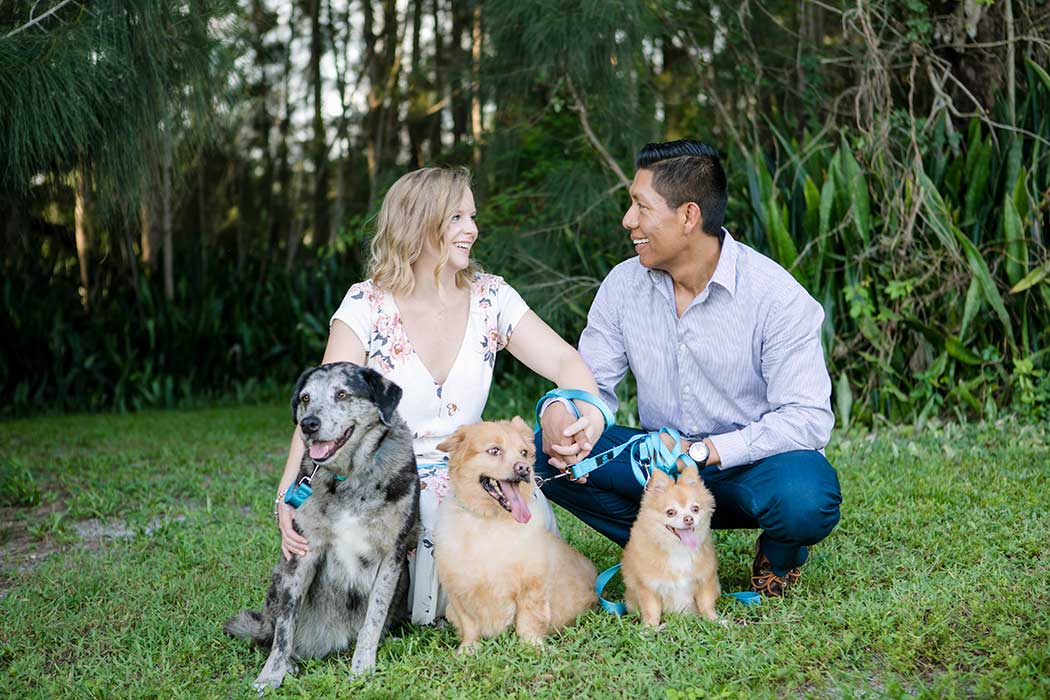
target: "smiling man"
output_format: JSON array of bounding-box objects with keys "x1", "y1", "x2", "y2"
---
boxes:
[{"x1": 537, "y1": 140, "x2": 842, "y2": 597}]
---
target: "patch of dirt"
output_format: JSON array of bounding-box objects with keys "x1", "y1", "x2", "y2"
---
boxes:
[{"x1": 0, "y1": 502, "x2": 187, "y2": 595}]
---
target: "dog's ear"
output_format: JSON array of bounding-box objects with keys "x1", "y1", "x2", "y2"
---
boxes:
[
  {"x1": 290, "y1": 366, "x2": 318, "y2": 424},
  {"x1": 510, "y1": 416, "x2": 534, "y2": 443},
  {"x1": 678, "y1": 464, "x2": 700, "y2": 486},
  {"x1": 648, "y1": 468, "x2": 673, "y2": 492},
  {"x1": 359, "y1": 367, "x2": 402, "y2": 425},
  {"x1": 436, "y1": 427, "x2": 466, "y2": 457}
]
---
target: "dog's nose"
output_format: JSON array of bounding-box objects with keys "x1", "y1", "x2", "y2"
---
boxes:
[
  {"x1": 300, "y1": 415, "x2": 321, "y2": 435},
  {"x1": 514, "y1": 461, "x2": 530, "y2": 479},
  {"x1": 683, "y1": 514, "x2": 694, "y2": 527}
]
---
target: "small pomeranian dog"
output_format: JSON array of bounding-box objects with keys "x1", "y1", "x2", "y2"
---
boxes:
[
  {"x1": 434, "y1": 417, "x2": 597, "y2": 651},
  {"x1": 621, "y1": 464, "x2": 720, "y2": 627}
]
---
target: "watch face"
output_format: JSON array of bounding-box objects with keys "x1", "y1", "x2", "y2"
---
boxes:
[{"x1": 689, "y1": 441, "x2": 709, "y2": 464}]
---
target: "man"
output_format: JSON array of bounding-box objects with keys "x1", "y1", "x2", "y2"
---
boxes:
[{"x1": 537, "y1": 140, "x2": 842, "y2": 597}]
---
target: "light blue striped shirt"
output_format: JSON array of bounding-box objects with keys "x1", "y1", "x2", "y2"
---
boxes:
[{"x1": 579, "y1": 231, "x2": 834, "y2": 469}]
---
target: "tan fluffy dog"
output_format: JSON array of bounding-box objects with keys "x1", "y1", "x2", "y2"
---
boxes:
[
  {"x1": 621, "y1": 465, "x2": 720, "y2": 626},
  {"x1": 434, "y1": 417, "x2": 597, "y2": 651}
]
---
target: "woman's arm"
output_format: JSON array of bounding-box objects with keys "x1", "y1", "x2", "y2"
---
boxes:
[
  {"x1": 506, "y1": 310, "x2": 603, "y2": 470},
  {"x1": 277, "y1": 320, "x2": 367, "y2": 560}
]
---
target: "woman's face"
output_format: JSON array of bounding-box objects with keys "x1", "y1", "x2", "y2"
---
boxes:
[{"x1": 434, "y1": 187, "x2": 478, "y2": 273}]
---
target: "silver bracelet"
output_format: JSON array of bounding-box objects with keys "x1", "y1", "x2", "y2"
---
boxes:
[{"x1": 274, "y1": 489, "x2": 287, "y2": 525}]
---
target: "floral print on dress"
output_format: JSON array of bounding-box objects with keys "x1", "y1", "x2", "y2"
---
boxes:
[{"x1": 348, "y1": 281, "x2": 413, "y2": 372}]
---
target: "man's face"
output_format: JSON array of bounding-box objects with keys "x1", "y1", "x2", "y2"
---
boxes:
[{"x1": 622, "y1": 168, "x2": 688, "y2": 271}]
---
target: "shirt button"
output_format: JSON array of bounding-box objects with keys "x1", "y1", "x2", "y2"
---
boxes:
[{"x1": 679, "y1": 343, "x2": 687, "y2": 352}]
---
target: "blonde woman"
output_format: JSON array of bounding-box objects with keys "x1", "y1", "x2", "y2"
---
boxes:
[{"x1": 275, "y1": 166, "x2": 603, "y2": 625}]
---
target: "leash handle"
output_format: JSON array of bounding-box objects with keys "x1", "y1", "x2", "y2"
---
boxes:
[{"x1": 534, "y1": 389, "x2": 616, "y2": 433}]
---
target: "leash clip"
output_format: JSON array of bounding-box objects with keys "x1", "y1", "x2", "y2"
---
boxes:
[{"x1": 284, "y1": 464, "x2": 320, "y2": 509}]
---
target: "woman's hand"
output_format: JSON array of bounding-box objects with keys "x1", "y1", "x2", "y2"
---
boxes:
[
  {"x1": 278, "y1": 500, "x2": 310, "y2": 560},
  {"x1": 541, "y1": 403, "x2": 604, "y2": 483}
]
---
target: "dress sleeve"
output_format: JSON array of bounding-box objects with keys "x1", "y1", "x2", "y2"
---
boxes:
[
  {"x1": 329, "y1": 281, "x2": 373, "y2": 351},
  {"x1": 493, "y1": 278, "x2": 530, "y2": 349}
]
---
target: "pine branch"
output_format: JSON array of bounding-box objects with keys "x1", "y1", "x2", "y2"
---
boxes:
[
  {"x1": 566, "y1": 75, "x2": 630, "y2": 189},
  {"x1": 3, "y1": 0, "x2": 82, "y2": 40}
]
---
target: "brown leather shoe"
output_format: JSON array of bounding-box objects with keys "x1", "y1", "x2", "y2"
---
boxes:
[{"x1": 750, "y1": 542, "x2": 801, "y2": 598}]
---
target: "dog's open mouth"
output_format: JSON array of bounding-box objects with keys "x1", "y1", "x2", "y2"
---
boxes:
[
  {"x1": 307, "y1": 424, "x2": 354, "y2": 462},
  {"x1": 666, "y1": 524, "x2": 700, "y2": 550},
  {"x1": 480, "y1": 475, "x2": 532, "y2": 524}
]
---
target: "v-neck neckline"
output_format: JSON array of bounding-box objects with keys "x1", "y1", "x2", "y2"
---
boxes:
[{"x1": 388, "y1": 287, "x2": 473, "y2": 386}]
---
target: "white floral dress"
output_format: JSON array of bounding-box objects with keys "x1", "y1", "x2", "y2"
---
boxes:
[{"x1": 330, "y1": 272, "x2": 559, "y2": 624}]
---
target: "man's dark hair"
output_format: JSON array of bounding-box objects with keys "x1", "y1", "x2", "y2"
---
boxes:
[{"x1": 636, "y1": 140, "x2": 727, "y2": 238}]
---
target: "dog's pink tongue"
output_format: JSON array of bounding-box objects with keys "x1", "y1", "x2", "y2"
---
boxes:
[
  {"x1": 499, "y1": 480, "x2": 531, "y2": 524},
  {"x1": 676, "y1": 527, "x2": 700, "y2": 549},
  {"x1": 309, "y1": 441, "x2": 334, "y2": 460}
]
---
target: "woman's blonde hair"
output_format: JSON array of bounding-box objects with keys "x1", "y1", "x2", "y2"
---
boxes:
[{"x1": 368, "y1": 166, "x2": 479, "y2": 296}]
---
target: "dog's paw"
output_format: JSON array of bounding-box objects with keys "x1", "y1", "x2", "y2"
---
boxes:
[
  {"x1": 521, "y1": 636, "x2": 545, "y2": 650},
  {"x1": 251, "y1": 672, "x2": 284, "y2": 694},
  {"x1": 349, "y1": 648, "x2": 377, "y2": 677},
  {"x1": 456, "y1": 641, "x2": 479, "y2": 655}
]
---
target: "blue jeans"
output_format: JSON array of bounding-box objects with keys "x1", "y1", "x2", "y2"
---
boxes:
[{"x1": 535, "y1": 425, "x2": 842, "y2": 575}]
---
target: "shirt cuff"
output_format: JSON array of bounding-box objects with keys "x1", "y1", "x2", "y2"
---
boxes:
[{"x1": 709, "y1": 430, "x2": 750, "y2": 470}]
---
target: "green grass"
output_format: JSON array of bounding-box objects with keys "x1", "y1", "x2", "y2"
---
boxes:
[{"x1": 0, "y1": 405, "x2": 1047, "y2": 699}]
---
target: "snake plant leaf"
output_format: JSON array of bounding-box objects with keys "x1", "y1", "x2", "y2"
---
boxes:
[
  {"x1": 964, "y1": 135, "x2": 991, "y2": 225},
  {"x1": 1003, "y1": 192, "x2": 1027, "y2": 287},
  {"x1": 835, "y1": 371, "x2": 852, "y2": 431},
  {"x1": 819, "y1": 174, "x2": 835, "y2": 239},
  {"x1": 945, "y1": 336, "x2": 984, "y2": 366},
  {"x1": 803, "y1": 175, "x2": 820, "y2": 240},
  {"x1": 960, "y1": 276, "x2": 982, "y2": 339},
  {"x1": 840, "y1": 139, "x2": 870, "y2": 246},
  {"x1": 1028, "y1": 58, "x2": 1050, "y2": 90},
  {"x1": 1009, "y1": 260, "x2": 1050, "y2": 294}
]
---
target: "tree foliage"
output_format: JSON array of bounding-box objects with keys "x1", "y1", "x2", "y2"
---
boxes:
[{"x1": 2, "y1": 0, "x2": 1049, "y2": 422}]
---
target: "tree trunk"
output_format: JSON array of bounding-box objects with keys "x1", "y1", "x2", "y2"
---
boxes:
[
  {"x1": 363, "y1": 0, "x2": 380, "y2": 209},
  {"x1": 161, "y1": 130, "x2": 174, "y2": 302},
  {"x1": 429, "y1": 0, "x2": 444, "y2": 154},
  {"x1": 309, "y1": 0, "x2": 330, "y2": 247},
  {"x1": 273, "y1": 2, "x2": 297, "y2": 267},
  {"x1": 470, "y1": 3, "x2": 482, "y2": 170},
  {"x1": 74, "y1": 162, "x2": 93, "y2": 309},
  {"x1": 450, "y1": 0, "x2": 469, "y2": 145},
  {"x1": 407, "y1": 0, "x2": 425, "y2": 167}
]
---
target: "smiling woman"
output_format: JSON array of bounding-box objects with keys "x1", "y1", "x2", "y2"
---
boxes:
[{"x1": 272, "y1": 166, "x2": 604, "y2": 627}]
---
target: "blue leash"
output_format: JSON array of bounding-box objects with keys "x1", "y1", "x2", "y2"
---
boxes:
[
  {"x1": 536, "y1": 389, "x2": 762, "y2": 612},
  {"x1": 595, "y1": 563, "x2": 761, "y2": 614}
]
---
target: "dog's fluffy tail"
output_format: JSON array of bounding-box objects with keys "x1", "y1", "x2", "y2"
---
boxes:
[{"x1": 223, "y1": 610, "x2": 273, "y2": 647}]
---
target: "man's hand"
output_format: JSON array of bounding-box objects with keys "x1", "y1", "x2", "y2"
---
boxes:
[
  {"x1": 539, "y1": 402, "x2": 600, "y2": 483},
  {"x1": 278, "y1": 500, "x2": 310, "y2": 560}
]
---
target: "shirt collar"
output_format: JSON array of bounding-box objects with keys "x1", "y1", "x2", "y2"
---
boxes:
[
  {"x1": 709, "y1": 227, "x2": 739, "y2": 297},
  {"x1": 645, "y1": 227, "x2": 739, "y2": 299}
]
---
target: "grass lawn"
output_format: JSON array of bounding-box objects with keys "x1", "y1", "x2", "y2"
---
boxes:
[{"x1": 0, "y1": 403, "x2": 1047, "y2": 699}]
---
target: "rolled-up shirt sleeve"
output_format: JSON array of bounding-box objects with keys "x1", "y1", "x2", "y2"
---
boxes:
[
  {"x1": 709, "y1": 289, "x2": 834, "y2": 469},
  {"x1": 578, "y1": 273, "x2": 630, "y2": 416}
]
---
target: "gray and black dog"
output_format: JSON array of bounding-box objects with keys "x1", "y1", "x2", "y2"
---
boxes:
[{"x1": 225, "y1": 362, "x2": 419, "y2": 691}]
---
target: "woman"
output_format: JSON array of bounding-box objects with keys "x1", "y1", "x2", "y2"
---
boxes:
[{"x1": 276, "y1": 166, "x2": 603, "y2": 625}]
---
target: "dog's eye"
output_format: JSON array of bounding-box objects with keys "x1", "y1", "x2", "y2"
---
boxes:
[
  {"x1": 665, "y1": 508, "x2": 676, "y2": 518},
  {"x1": 336, "y1": 390, "x2": 348, "y2": 400},
  {"x1": 300, "y1": 394, "x2": 310, "y2": 405},
  {"x1": 487, "y1": 446, "x2": 502, "y2": 456},
  {"x1": 691, "y1": 505, "x2": 700, "y2": 513},
  {"x1": 520, "y1": 449, "x2": 529, "y2": 458}
]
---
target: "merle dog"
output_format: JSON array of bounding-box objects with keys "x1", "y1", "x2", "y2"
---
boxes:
[{"x1": 225, "y1": 363, "x2": 419, "y2": 690}]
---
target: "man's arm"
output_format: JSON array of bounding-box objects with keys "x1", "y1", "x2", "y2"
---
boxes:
[{"x1": 707, "y1": 288, "x2": 834, "y2": 469}]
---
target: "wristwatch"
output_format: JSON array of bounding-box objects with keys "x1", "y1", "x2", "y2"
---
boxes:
[{"x1": 688, "y1": 440, "x2": 710, "y2": 468}]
